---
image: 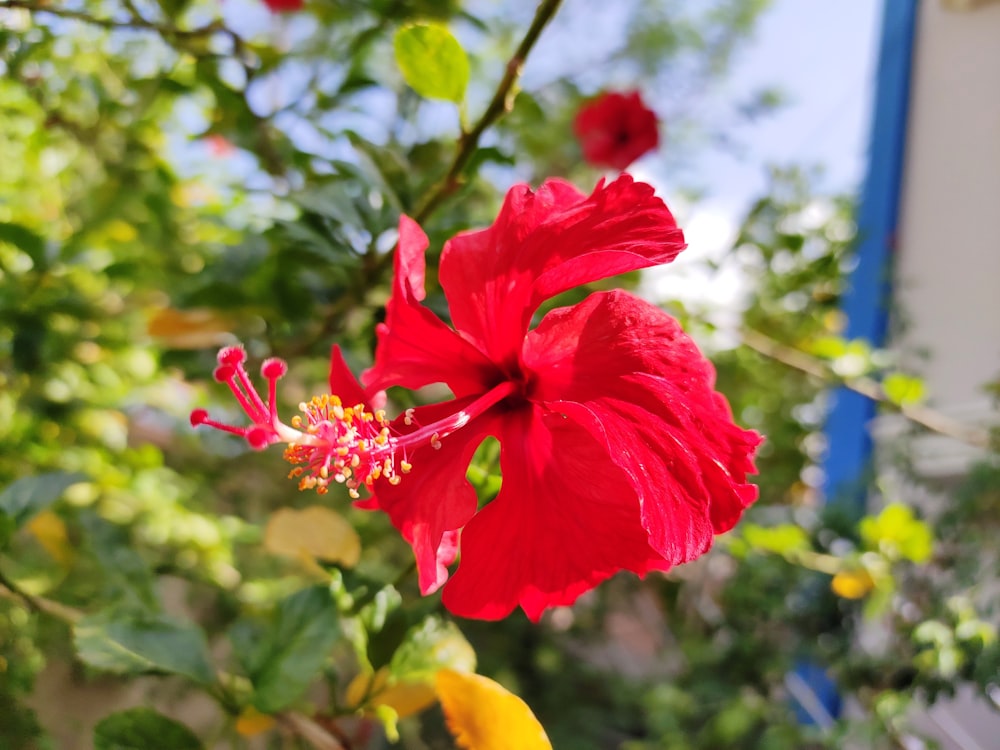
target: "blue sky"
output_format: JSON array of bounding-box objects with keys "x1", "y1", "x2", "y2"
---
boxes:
[
  {"x1": 639, "y1": 0, "x2": 883, "y2": 315},
  {"x1": 182, "y1": 0, "x2": 884, "y2": 282},
  {"x1": 703, "y1": 0, "x2": 883, "y2": 209}
]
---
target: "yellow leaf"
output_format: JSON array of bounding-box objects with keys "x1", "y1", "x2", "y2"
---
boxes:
[
  {"x1": 25, "y1": 511, "x2": 73, "y2": 568},
  {"x1": 435, "y1": 670, "x2": 551, "y2": 750},
  {"x1": 235, "y1": 706, "x2": 276, "y2": 737},
  {"x1": 346, "y1": 668, "x2": 437, "y2": 719},
  {"x1": 105, "y1": 219, "x2": 137, "y2": 242},
  {"x1": 831, "y1": 569, "x2": 875, "y2": 599},
  {"x1": 147, "y1": 307, "x2": 233, "y2": 349},
  {"x1": 345, "y1": 669, "x2": 378, "y2": 707},
  {"x1": 264, "y1": 506, "x2": 361, "y2": 568}
]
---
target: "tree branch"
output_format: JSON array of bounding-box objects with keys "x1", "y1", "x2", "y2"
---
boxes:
[
  {"x1": 410, "y1": 0, "x2": 565, "y2": 224},
  {"x1": 0, "y1": 567, "x2": 83, "y2": 623},
  {"x1": 281, "y1": 0, "x2": 567, "y2": 357},
  {"x1": 0, "y1": 565, "x2": 349, "y2": 749},
  {"x1": 278, "y1": 712, "x2": 347, "y2": 750},
  {"x1": 740, "y1": 327, "x2": 995, "y2": 451},
  {"x1": 0, "y1": 0, "x2": 224, "y2": 39}
]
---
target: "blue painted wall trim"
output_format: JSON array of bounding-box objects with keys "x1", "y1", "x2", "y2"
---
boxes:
[
  {"x1": 797, "y1": 2, "x2": 921, "y2": 727},
  {"x1": 822, "y1": 0, "x2": 920, "y2": 511}
]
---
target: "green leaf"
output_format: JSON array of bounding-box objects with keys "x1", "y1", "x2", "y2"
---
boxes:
[
  {"x1": 807, "y1": 336, "x2": 847, "y2": 360},
  {"x1": 0, "y1": 221, "x2": 46, "y2": 268},
  {"x1": 230, "y1": 585, "x2": 340, "y2": 713},
  {"x1": 0, "y1": 513, "x2": 14, "y2": 550},
  {"x1": 393, "y1": 23, "x2": 469, "y2": 103},
  {"x1": 80, "y1": 514, "x2": 159, "y2": 612},
  {"x1": 859, "y1": 503, "x2": 933, "y2": 564},
  {"x1": 74, "y1": 612, "x2": 216, "y2": 685},
  {"x1": 94, "y1": 708, "x2": 203, "y2": 750},
  {"x1": 389, "y1": 616, "x2": 476, "y2": 683},
  {"x1": 741, "y1": 523, "x2": 811, "y2": 556},
  {"x1": 0, "y1": 473, "x2": 87, "y2": 529},
  {"x1": 882, "y1": 372, "x2": 926, "y2": 406}
]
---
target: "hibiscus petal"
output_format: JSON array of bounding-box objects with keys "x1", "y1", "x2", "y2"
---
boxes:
[
  {"x1": 363, "y1": 215, "x2": 499, "y2": 396},
  {"x1": 522, "y1": 290, "x2": 761, "y2": 566},
  {"x1": 328, "y1": 344, "x2": 370, "y2": 405},
  {"x1": 442, "y1": 405, "x2": 668, "y2": 621},
  {"x1": 365, "y1": 398, "x2": 499, "y2": 594},
  {"x1": 439, "y1": 175, "x2": 685, "y2": 366}
]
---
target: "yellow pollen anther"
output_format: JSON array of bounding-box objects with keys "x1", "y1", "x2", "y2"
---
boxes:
[
  {"x1": 279, "y1": 391, "x2": 433, "y2": 499},
  {"x1": 404, "y1": 408, "x2": 415, "y2": 426}
]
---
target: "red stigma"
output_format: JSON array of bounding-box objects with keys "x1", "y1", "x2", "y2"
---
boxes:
[
  {"x1": 261, "y1": 358, "x2": 287, "y2": 378},
  {"x1": 246, "y1": 426, "x2": 273, "y2": 450},
  {"x1": 192, "y1": 344, "x2": 289, "y2": 449},
  {"x1": 218, "y1": 346, "x2": 247, "y2": 366}
]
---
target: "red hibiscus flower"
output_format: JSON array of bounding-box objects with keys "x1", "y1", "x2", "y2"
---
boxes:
[
  {"x1": 262, "y1": 0, "x2": 303, "y2": 11},
  {"x1": 573, "y1": 90, "x2": 660, "y2": 171},
  {"x1": 191, "y1": 175, "x2": 761, "y2": 621}
]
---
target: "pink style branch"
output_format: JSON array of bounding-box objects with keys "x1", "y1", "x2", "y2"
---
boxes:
[{"x1": 191, "y1": 175, "x2": 762, "y2": 622}]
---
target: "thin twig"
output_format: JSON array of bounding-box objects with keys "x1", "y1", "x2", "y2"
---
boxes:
[
  {"x1": 410, "y1": 0, "x2": 565, "y2": 224},
  {"x1": 281, "y1": 0, "x2": 566, "y2": 357},
  {"x1": 278, "y1": 712, "x2": 347, "y2": 750},
  {"x1": 0, "y1": 0, "x2": 223, "y2": 39},
  {"x1": 0, "y1": 567, "x2": 348, "y2": 748},
  {"x1": 0, "y1": 568, "x2": 83, "y2": 623},
  {"x1": 740, "y1": 327, "x2": 994, "y2": 451}
]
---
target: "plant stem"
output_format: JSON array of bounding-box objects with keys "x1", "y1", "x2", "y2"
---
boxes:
[
  {"x1": 278, "y1": 713, "x2": 346, "y2": 750},
  {"x1": 0, "y1": 566, "x2": 348, "y2": 748},
  {"x1": 410, "y1": 0, "x2": 565, "y2": 225},
  {"x1": 0, "y1": 567, "x2": 82, "y2": 623},
  {"x1": 0, "y1": 0, "x2": 224, "y2": 39},
  {"x1": 281, "y1": 0, "x2": 566, "y2": 358},
  {"x1": 740, "y1": 327, "x2": 994, "y2": 451}
]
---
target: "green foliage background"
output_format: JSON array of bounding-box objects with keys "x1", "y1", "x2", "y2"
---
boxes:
[{"x1": 0, "y1": 1, "x2": 997, "y2": 748}]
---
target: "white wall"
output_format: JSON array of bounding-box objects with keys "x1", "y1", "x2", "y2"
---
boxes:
[
  {"x1": 894, "y1": 0, "x2": 1000, "y2": 470},
  {"x1": 891, "y1": 5, "x2": 1000, "y2": 746}
]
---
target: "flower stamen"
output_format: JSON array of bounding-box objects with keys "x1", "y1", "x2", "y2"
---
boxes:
[{"x1": 191, "y1": 347, "x2": 517, "y2": 497}]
